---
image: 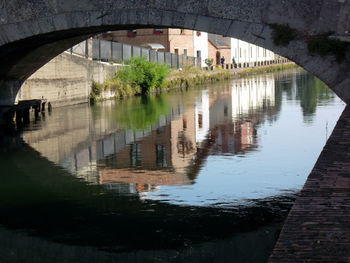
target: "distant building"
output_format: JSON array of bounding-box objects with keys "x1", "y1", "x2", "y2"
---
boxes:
[
  {"x1": 207, "y1": 33, "x2": 275, "y2": 66},
  {"x1": 231, "y1": 38, "x2": 275, "y2": 65},
  {"x1": 100, "y1": 29, "x2": 278, "y2": 68},
  {"x1": 208, "y1": 34, "x2": 232, "y2": 66},
  {"x1": 99, "y1": 28, "x2": 209, "y2": 67}
]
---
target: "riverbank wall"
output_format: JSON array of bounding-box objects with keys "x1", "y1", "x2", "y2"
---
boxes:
[{"x1": 17, "y1": 52, "x2": 121, "y2": 108}]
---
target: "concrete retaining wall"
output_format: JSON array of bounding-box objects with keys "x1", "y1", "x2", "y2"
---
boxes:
[{"x1": 17, "y1": 52, "x2": 120, "y2": 108}]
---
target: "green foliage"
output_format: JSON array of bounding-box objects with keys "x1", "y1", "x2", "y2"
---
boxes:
[
  {"x1": 89, "y1": 78, "x2": 139, "y2": 103},
  {"x1": 169, "y1": 62, "x2": 202, "y2": 78},
  {"x1": 90, "y1": 82, "x2": 104, "y2": 103},
  {"x1": 114, "y1": 95, "x2": 169, "y2": 130},
  {"x1": 204, "y1": 58, "x2": 214, "y2": 67},
  {"x1": 90, "y1": 58, "x2": 231, "y2": 103},
  {"x1": 307, "y1": 33, "x2": 349, "y2": 63},
  {"x1": 297, "y1": 74, "x2": 334, "y2": 118},
  {"x1": 164, "y1": 71, "x2": 231, "y2": 89},
  {"x1": 238, "y1": 63, "x2": 299, "y2": 76},
  {"x1": 116, "y1": 56, "x2": 170, "y2": 94},
  {"x1": 270, "y1": 24, "x2": 296, "y2": 46}
]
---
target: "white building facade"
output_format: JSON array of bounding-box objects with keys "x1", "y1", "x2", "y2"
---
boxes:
[
  {"x1": 231, "y1": 38, "x2": 275, "y2": 65},
  {"x1": 195, "y1": 89, "x2": 210, "y2": 144},
  {"x1": 193, "y1": 31, "x2": 209, "y2": 67}
]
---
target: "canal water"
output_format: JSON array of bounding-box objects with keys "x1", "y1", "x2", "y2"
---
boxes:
[{"x1": 0, "y1": 69, "x2": 345, "y2": 262}]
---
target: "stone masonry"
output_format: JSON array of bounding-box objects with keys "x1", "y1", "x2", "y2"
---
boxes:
[{"x1": 0, "y1": 0, "x2": 349, "y2": 105}]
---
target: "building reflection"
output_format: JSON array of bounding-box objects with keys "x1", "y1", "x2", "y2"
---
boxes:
[{"x1": 22, "y1": 74, "x2": 277, "y2": 195}]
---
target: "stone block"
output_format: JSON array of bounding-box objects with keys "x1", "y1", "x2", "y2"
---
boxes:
[
  {"x1": 195, "y1": 15, "x2": 231, "y2": 35},
  {"x1": 133, "y1": 9, "x2": 149, "y2": 26},
  {"x1": 183, "y1": 14, "x2": 197, "y2": 30},
  {"x1": 126, "y1": 9, "x2": 137, "y2": 25},
  {"x1": 171, "y1": 12, "x2": 186, "y2": 28},
  {"x1": 52, "y1": 13, "x2": 70, "y2": 31},
  {"x1": 71, "y1": 11, "x2": 90, "y2": 28},
  {"x1": 161, "y1": 11, "x2": 175, "y2": 27},
  {"x1": 88, "y1": 11, "x2": 104, "y2": 27},
  {"x1": 101, "y1": 11, "x2": 119, "y2": 26},
  {"x1": 0, "y1": 1, "x2": 8, "y2": 25},
  {"x1": 120, "y1": 10, "x2": 128, "y2": 25},
  {"x1": 148, "y1": 9, "x2": 162, "y2": 26}
]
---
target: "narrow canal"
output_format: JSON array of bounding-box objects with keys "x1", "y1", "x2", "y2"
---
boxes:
[{"x1": 0, "y1": 68, "x2": 345, "y2": 263}]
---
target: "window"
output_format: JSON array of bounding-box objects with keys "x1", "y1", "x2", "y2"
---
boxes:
[
  {"x1": 184, "y1": 49, "x2": 188, "y2": 56},
  {"x1": 198, "y1": 114, "x2": 203, "y2": 128},
  {"x1": 196, "y1": 50, "x2": 201, "y2": 58},
  {"x1": 156, "y1": 145, "x2": 167, "y2": 167},
  {"x1": 180, "y1": 29, "x2": 185, "y2": 35},
  {"x1": 250, "y1": 47, "x2": 253, "y2": 58},
  {"x1": 154, "y1": 28, "x2": 163, "y2": 34},
  {"x1": 240, "y1": 48, "x2": 242, "y2": 58},
  {"x1": 174, "y1": 48, "x2": 179, "y2": 55},
  {"x1": 101, "y1": 32, "x2": 109, "y2": 38},
  {"x1": 130, "y1": 144, "x2": 142, "y2": 166},
  {"x1": 183, "y1": 119, "x2": 187, "y2": 129},
  {"x1": 216, "y1": 51, "x2": 221, "y2": 65},
  {"x1": 127, "y1": 30, "x2": 137, "y2": 37}
]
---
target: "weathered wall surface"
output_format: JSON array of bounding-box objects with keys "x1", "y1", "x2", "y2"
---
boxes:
[{"x1": 18, "y1": 53, "x2": 120, "y2": 107}]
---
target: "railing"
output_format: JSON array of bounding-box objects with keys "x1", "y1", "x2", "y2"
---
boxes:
[
  {"x1": 205, "y1": 58, "x2": 291, "y2": 71},
  {"x1": 69, "y1": 39, "x2": 201, "y2": 69}
]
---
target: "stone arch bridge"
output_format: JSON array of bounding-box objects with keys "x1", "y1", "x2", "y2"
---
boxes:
[{"x1": 0, "y1": 0, "x2": 349, "y2": 105}]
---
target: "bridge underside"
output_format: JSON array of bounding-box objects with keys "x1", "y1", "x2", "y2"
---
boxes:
[{"x1": 0, "y1": 0, "x2": 349, "y2": 105}]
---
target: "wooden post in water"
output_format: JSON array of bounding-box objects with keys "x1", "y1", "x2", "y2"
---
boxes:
[
  {"x1": 4, "y1": 111, "x2": 14, "y2": 124},
  {"x1": 23, "y1": 108, "x2": 30, "y2": 124},
  {"x1": 34, "y1": 105, "x2": 40, "y2": 117},
  {"x1": 15, "y1": 109, "x2": 23, "y2": 125},
  {"x1": 41, "y1": 102, "x2": 46, "y2": 112}
]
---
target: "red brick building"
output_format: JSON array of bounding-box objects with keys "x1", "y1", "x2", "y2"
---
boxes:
[
  {"x1": 208, "y1": 34, "x2": 231, "y2": 66},
  {"x1": 100, "y1": 28, "x2": 195, "y2": 56}
]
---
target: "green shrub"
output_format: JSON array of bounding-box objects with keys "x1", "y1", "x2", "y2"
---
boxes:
[
  {"x1": 204, "y1": 58, "x2": 214, "y2": 67},
  {"x1": 307, "y1": 33, "x2": 349, "y2": 63},
  {"x1": 270, "y1": 24, "x2": 296, "y2": 46},
  {"x1": 90, "y1": 82, "x2": 104, "y2": 103},
  {"x1": 116, "y1": 56, "x2": 170, "y2": 94}
]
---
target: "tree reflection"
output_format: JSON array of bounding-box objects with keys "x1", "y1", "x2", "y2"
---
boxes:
[
  {"x1": 275, "y1": 70, "x2": 336, "y2": 123},
  {"x1": 297, "y1": 74, "x2": 335, "y2": 119},
  {"x1": 114, "y1": 95, "x2": 170, "y2": 130}
]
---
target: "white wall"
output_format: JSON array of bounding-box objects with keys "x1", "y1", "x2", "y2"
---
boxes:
[
  {"x1": 195, "y1": 89, "x2": 210, "y2": 143},
  {"x1": 193, "y1": 31, "x2": 209, "y2": 67},
  {"x1": 231, "y1": 38, "x2": 275, "y2": 64},
  {"x1": 231, "y1": 75, "x2": 275, "y2": 118}
]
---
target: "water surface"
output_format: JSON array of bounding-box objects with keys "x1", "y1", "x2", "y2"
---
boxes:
[{"x1": 0, "y1": 69, "x2": 345, "y2": 262}]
